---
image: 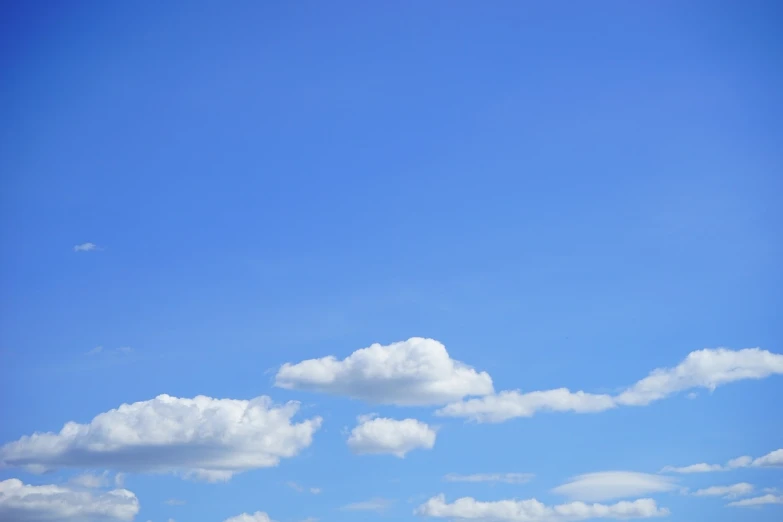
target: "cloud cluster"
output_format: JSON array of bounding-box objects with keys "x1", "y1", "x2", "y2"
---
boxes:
[
  {"x1": 552, "y1": 472, "x2": 677, "y2": 502},
  {"x1": 275, "y1": 338, "x2": 494, "y2": 406},
  {"x1": 444, "y1": 473, "x2": 534, "y2": 484},
  {"x1": 415, "y1": 494, "x2": 669, "y2": 521},
  {"x1": 0, "y1": 478, "x2": 139, "y2": 521},
  {"x1": 0, "y1": 394, "x2": 322, "y2": 481},
  {"x1": 437, "y1": 347, "x2": 783, "y2": 422},
  {"x1": 662, "y1": 448, "x2": 782, "y2": 474},
  {"x1": 347, "y1": 416, "x2": 436, "y2": 457}
]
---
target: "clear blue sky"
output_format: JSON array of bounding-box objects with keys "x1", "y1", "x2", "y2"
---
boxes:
[{"x1": 1, "y1": 2, "x2": 781, "y2": 522}]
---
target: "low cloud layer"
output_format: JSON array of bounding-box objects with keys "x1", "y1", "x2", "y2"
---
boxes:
[
  {"x1": 552, "y1": 472, "x2": 677, "y2": 502},
  {"x1": 347, "y1": 416, "x2": 436, "y2": 457},
  {"x1": 0, "y1": 394, "x2": 321, "y2": 481},
  {"x1": 437, "y1": 347, "x2": 783, "y2": 422},
  {"x1": 662, "y1": 448, "x2": 782, "y2": 474},
  {"x1": 415, "y1": 494, "x2": 669, "y2": 521},
  {"x1": 444, "y1": 473, "x2": 534, "y2": 484},
  {"x1": 275, "y1": 338, "x2": 493, "y2": 406},
  {"x1": 0, "y1": 478, "x2": 139, "y2": 521}
]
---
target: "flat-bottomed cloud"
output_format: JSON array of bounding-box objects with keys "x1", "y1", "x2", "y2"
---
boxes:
[{"x1": 347, "y1": 416, "x2": 436, "y2": 457}]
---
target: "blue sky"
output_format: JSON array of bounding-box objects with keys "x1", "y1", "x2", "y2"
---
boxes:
[{"x1": 1, "y1": 1, "x2": 781, "y2": 521}]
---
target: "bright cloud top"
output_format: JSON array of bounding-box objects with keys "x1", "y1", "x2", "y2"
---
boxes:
[
  {"x1": 727, "y1": 494, "x2": 783, "y2": 507},
  {"x1": 662, "y1": 448, "x2": 782, "y2": 473},
  {"x1": 0, "y1": 395, "x2": 321, "y2": 481},
  {"x1": 444, "y1": 473, "x2": 534, "y2": 484},
  {"x1": 347, "y1": 416, "x2": 436, "y2": 457},
  {"x1": 692, "y1": 483, "x2": 754, "y2": 499},
  {"x1": 438, "y1": 347, "x2": 783, "y2": 422},
  {"x1": 415, "y1": 494, "x2": 669, "y2": 521},
  {"x1": 223, "y1": 512, "x2": 275, "y2": 522},
  {"x1": 0, "y1": 478, "x2": 139, "y2": 521},
  {"x1": 552, "y1": 472, "x2": 677, "y2": 502},
  {"x1": 275, "y1": 337, "x2": 494, "y2": 406}
]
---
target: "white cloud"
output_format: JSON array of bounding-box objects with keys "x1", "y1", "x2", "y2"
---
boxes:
[
  {"x1": 309, "y1": 487, "x2": 321, "y2": 494},
  {"x1": 342, "y1": 498, "x2": 392, "y2": 512},
  {"x1": 661, "y1": 448, "x2": 781, "y2": 474},
  {"x1": 692, "y1": 483, "x2": 754, "y2": 499},
  {"x1": 73, "y1": 242, "x2": 99, "y2": 252},
  {"x1": 224, "y1": 512, "x2": 274, "y2": 522},
  {"x1": 437, "y1": 347, "x2": 783, "y2": 422},
  {"x1": 727, "y1": 494, "x2": 783, "y2": 507},
  {"x1": 437, "y1": 389, "x2": 615, "y2": 423},
  {"x1": 69, "y1": 472, "x2": 110, "y2": 489},
  {"x1": 415, "y1": 494, "x2": 669, "y2": 521},
  {"x1": 444, "y1": 473, "x2": 534, "y2": 484},
  {"x1": 275, "y1": 337, "x2": 493, "y2": 406},
  {"x1": 552, "y1": 472, "x2": 677, "y2": 502},
  {"x1": 0, "y1": 478, "x2": 138, "y2": 521},
  {"x1": 86, "y1": 346, "x2": 104, "y2": 356},
  {"x1": 347, "y1": 417, "x2": 436, "y2": 457},
  {"x1": 0, "y1": 394, "x2": 321, "y2": 481}
]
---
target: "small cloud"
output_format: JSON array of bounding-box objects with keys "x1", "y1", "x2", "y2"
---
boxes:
[
  {"x1": 74, "y1": 242, "x2": 100, "y2": 252},
  {"x1": 86, "y1": 346, "x2": 104, "y2": 356},
  {"x1": 165, "y1": 498, "x2": 186, "y2": 506},
  {"x1": 116, "y1": 346, "x2": 134, "y2": 354},
  {"x1": 287, "y1": 481, "x2": 304, "y2": 492},
  {"x1": 686, "y1": 392, "x2": 698, "y2": 400},
  {"x1": 727, "y1": 494, "x2": 783, "y2": 507},
  {"x1": 114, "y1": 473, "x2": 125, "y2": 487},
  {"x1": 309, "y1": 487, "x2": 321, "y2": 494},
  {"x1": 341, "y1": 498, "x2": 393, "y2": 513},
  {"x1": 444, "y1": 473, "x2": 534, "y2": 484}
]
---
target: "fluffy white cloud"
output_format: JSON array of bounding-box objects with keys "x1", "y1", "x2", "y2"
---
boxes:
[
  {"x1": 437, "y1": 389, "x2": 615, "y2": 423},
  {"x1": 552, "y1": 472, "x2": 677, "y2": 502},
  {"x1": 0, "y1": 394, "x2": 321, "y2": 481},
  {"x1": 661, "y1": 448, "x2": 781, "y2": 474},
  {"x1": 692, "y1": 483, "x2": 753, "y2": 499},
  {"x1": 341, "y1": 498, "x2": 393, "y2": 512},
  {"x1": 415, "y1": 494, "x2": 669, "y2": 521},
  {"x1": 0, "y1": 478, "x2": 138, "y2": 521},
  {"x1": 275, "y1": 338, "x2": 493, "y2": 406},
  {"x1": 223, "y1": 512, "x2": 274, "y2": 522},
  {"x1": 614, "y1": 348, "x2": 783, "y2": 406},
  {"x1": 727, "y1": 494, "x2": 783, "y2": 507},
  {"x1": 444, "y1": 473, "x2": 534, "y2": 484},
  {"x1": 73, "y1": 243, "x2": 99, "y2": 252},
  {"x1": 438, "y1": 347, "x2": 783, "y2": 422},
  {"x1": 347, "y1": 416, "x2": 436, "y2": 457}
]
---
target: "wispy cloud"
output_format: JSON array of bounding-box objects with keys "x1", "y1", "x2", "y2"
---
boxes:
[
  {"x1": 727, "y1": 494, "x2": 783, "y2": 507},
  {"x1": 692, "y1": 483, "x2": 754, "y2": 499},
  {"x1": 165, "y1": 499, "x2": 186, "y2": 506},
  {"x1": 444, "y1": 473, "x2": 534, "y2": 484},
  {"x1": 73, "y1": 242, "x2": 100, "y2": 252},
  {"x1": 341, "y1": 498, "x2": 392, "y2": 513}
]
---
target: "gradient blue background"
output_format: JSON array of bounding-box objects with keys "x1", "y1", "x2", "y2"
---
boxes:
[{"x1": 1, "y1": 1, "x2": 781, "y2": 521}]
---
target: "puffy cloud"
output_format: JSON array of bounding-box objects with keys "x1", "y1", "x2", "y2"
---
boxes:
[
  {"x1": 614, "y1": 348, "x2": 783, "y2": 406},
  {"x1": 727, "y1": 494, "x2": 783, "y2": 507},
  {"x1": 275, "y1": 338, "x2": 493, "y2": 406},
  {"x1": 437, "y1": 389, "x2": 615, "y2": 423},
  {"x1": 0, "y1": 478, "x2": 139, "y2": 521},
  {"x1": 0, "y1": 394, "x2": 321, "y2": 481},
  {"x1": 662, "y1": 448, "x2": 781, "y2": 474},
  {"x1": 73, "y1": 242, "x2": 99, "y2": 252},
  {"x1": 223, "y1": 512, "x2": 274, "y2": 522},
  {"x1": 347, "y1": 416, "x2": 436, "y2": 457},
  {"x1": 415, "y1": 494, "x2": 669, "y2": 521},
  {"x1": 692, "y1": 483, "x2": 753, "y2": 499},
  {"x1": 438, "y1": 347, "x2": 783, "y2": 422},
  {"x1": 444, "y1": 473, "x2": 534, "y2": 484},
  {"x1": 552, "y1": 472, "x2": 677, "y2": 502},
  {"x1": 341, "y1": 498, "x2": 393, "y2": 512}
]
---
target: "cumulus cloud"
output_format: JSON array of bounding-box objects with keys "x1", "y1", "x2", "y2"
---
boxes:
[
  {"x1": 444, "y1": 473, "x2": 534, "y2": 484},
  {"x1": 438, "y1": 347, "x2": 783, "y2": 422},
  {"x1": 552, "y1": 472, "x2": 677, "y2": 502},
  {"x1": 692, "y1": 483, "x2": 753, "y2": 499},
  {"x1": 275, "y1": 338, "x2": 493, "y2": 406},
  {"x1": 661, "y1": 448, "x2": 781, "y2": 474},
  {"x1": 415, "y1": 494, "x2": 669, "y2": 521},
  {"x1": 0, "y1": 394, "x2": 321, "y2": 481},
  {"x1": 347, "y1": 416, "x2": 436, "y2": 457},
  {"x1": 341, "y1": 498, "x2": 393, "y2": 512},
  {"x1": 0, "y1": 478, "x2": 138, "y2": 521},
  {"x1": 73, "y1": 242, "x2": 99, "y2": 252},
  {"x1": 437, "y1": 389, "x2": 615, "y2": 423},
  {"x1": 223, "y1": 512, "x2": 274, "y2": 522},
  {"x1": 727, "y1": 494, "x2": 783, "y2": 507}
]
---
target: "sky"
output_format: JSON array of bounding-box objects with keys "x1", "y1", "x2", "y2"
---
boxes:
[{"x1": 0, "y1": 1, "x2": 782, "y2": 521}]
